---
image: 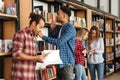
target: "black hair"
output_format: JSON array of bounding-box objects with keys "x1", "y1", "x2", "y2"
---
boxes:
[
  {"x1": 29, "y1": 12, "x2": 45, "y2": 25},
  {"x1": 60, "y1": 6, "x2": 71, "y2": 17}
]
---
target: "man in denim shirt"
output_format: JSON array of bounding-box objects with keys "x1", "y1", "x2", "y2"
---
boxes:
[{"x1": 38, "y1": 6, "x2": 76, "y2": 80}]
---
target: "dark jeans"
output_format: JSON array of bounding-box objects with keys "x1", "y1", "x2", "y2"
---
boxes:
[{"x1": 56, "y1": 64, "x2": 74, "y2": 80}]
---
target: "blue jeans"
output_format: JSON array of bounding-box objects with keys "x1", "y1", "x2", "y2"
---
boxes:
[
  {"x1": 88, "y1": 63, "x2": 104, "y2": 80},
  {"x1": 75, "y1": 64, "x2": 87, "y2": 80}
]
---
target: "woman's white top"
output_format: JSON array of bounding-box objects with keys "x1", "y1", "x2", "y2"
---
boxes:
[{"x1": 88, "y1": 38, "x2": 104, "y2": 64}]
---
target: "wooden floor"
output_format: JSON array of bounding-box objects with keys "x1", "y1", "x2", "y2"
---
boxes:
[{"x1": 104, "y1": 71, "x2": 120, "y2": 80}]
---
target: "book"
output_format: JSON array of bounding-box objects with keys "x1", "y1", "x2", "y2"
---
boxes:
[
  {"x1": 1, "y1": 39, "x2": 12, "y2": 53},
  {"x1": 36, "y1": 50, "x2": 63, "y2": 69},
  {"x1": 5, "y1": 2, "x2": 16, "y2": 15}
]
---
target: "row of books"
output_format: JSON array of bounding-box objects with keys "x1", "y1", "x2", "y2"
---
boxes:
[
  {"x1": 106, "y1": 38, "x2": 114, "y2": 46},
  {"x1": 116, "y1": 46, "x2": 120, "y2": 57},
  {"x1": 36, "y1": 66, "x2": 56, "y2": 80},
  {"x1": 33, "y1": 4, "x2": 56, "y2": 23},
  {"x1": 115, "y1": 37, "x2": 120, "y2": 45},
  {"x1": 115, "y1": 23, "x2": 120, "y2": 31},
  {"x1": 106, "y1": 53, "x2": 114, "y2": 61},
  {"x1": 115, "y1": 26, "x2": 120, "y2": 31},
  {"x1": 115, "y1": 33, "x2": 120, "y2": 37},
  {"x1": 34, "y1": 9, "x2": 87, "y2": 28},
  {"x1": 0, "y1": 39, "x2": 58, "y2": 53},
  {"x1": 0, "y1": 0, "x2": 16, "y2": 15},
  {"x1": 70, "y1": 17, "x2": 86, "y2": 28},
  {"x1": 36, "y1": 41, "x2": 57, "y2": 51},
  {"x1": 105, "y1": 24, "x2": 112, "y2": 31},
  {"x1": 34, "y1": 10, "x2": 56, "y2": 23},
  {"x1": 43, "y1": 11, "x2": 56, "y2": 23},
  {"x1": 33, "y1": 0, "x2": 56, "y2": 14},
  {"x1": 92, "y1": 19, "x2": 104, "y2": 30},
  {"x1": 116, "y1": 62, "x2": 120, "y2": 70},
  {"x1": 0, "y1": 39, "x2": 12, "y2": 53},
  {"x1": 34, "y1": 4, "x2": 87, "y2": 28}
]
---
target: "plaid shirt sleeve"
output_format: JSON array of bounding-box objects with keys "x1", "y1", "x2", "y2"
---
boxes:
[
  {"x1": 42, "y1": 26, "x2": 75, "y2": 47},
  {"x1": 12, "y1": 32, "x2": 24, "y2": 58}
]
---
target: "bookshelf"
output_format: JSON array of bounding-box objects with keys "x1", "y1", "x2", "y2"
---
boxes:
[
  {"x1": 0, "y1": 0, "x2": 19, "y2": 80},
  {"x1": 0, "y1": 13, "x2": 17, "y2": 20},
  {"x1": 13, "y1": 0, "x2": 120, "y2": 80},
  {"x1": 70, "y1": 2, "x2": 90, "y2": 80},
  {"x1": 104, "y1": 15, "x2": 115, "y2": 75},
  {"x1": 33, "y1": 0, "x2": 58, "y2": 80},
  {"x1": 33, "y1": 0, "x2": 89, "y2": 80},
  {"x1": 32, "y1": 0, "x2": 91, "y2": 80},
  {"x1": 114, "y1": 18, "x2": 120, "y2": 72}
]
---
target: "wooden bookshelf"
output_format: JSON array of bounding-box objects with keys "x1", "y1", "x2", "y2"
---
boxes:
[
  {"x1": 0, "y1": 0, "x2": 19, "y2": 79},
  {"x1": 33, "y1": 0, "x2": 58, "y2": 80},
  {"x1": 0, "y1": 0, "x2": 120, "y2": 80},
  {"x1": 32, "y1": 0, "x2": 89, "y2": 79},
  {"x1": 0, "y1": 13, "x2": 17, "y2": 18},
  {"x1": 114, "y1": 19, "x2": 120, "y2": 72},
  {"x1": 105, "y1": 19, "x2": 113, "y2": 56},
  {"x1": 104, "y1": 16, "x2": 115, "y2": 75},
  {"x1": 0, "y1": 13, "x2": 17, "y2": 20},
  {"x1": 0, "y1": 52, "x2": 11, "y2": 57},
  {"x1": 106, "y1": 30, "x2": 114, "y2": 33}
]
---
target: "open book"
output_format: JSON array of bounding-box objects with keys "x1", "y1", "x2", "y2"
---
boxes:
[{"x1": 36, "y1": 50, "x2": 63, "y2": 70}]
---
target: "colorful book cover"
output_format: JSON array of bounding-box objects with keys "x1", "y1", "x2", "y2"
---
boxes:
[{"x1": 5, "y1": 2, "x2": 16, "y2": 15}]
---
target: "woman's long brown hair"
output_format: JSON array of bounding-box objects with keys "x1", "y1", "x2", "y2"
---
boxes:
[{"x1": 88, "y1": 26, "x2": 100, "y2": 45}]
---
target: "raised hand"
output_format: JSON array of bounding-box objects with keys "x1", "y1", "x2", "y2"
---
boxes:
[{"x1": 50, "y1": 20, "x2": 57, "y2": 29}]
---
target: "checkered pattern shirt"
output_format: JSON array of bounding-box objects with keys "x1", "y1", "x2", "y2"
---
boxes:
[
  {"x1": 74, "y1": 39, "x2": 85, "y2": 66},
  {"x1": 42, "y1": 22, "x2": 76, "y2": 68},
  {"x1": 11, "y1": 27, "x2": 37, "y2": 80}
]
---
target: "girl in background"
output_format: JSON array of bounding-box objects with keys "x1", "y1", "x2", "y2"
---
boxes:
[
  {"x1": 88, "y1": 26, "x2": 104, "y2": 80},
  {"x1": 74, "y1": 28, "x2": 89, "y2": 80}
]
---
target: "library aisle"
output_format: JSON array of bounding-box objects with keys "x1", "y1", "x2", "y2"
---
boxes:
[{"x1": 104, "y1": 71, "x2": 120, "y2": 80}]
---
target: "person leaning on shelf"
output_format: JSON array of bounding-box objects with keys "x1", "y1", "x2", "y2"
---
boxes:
[
  {"x1": 87, "y1": 26, "x2": 104, "y2": 80},
  {"x1": 11, "y1": 12, "x2": 45, "y2": 80},
  {"x1": 74, "y1": 28, "x2": 89, "y2": 80},
  {"x1": 38, "y1": 6, "x2": 76, "y2": 80}
]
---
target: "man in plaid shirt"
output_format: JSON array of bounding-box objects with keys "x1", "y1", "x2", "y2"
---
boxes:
[{"x1": 11, "y1": 12, "x2": 45, "y2": 80}]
